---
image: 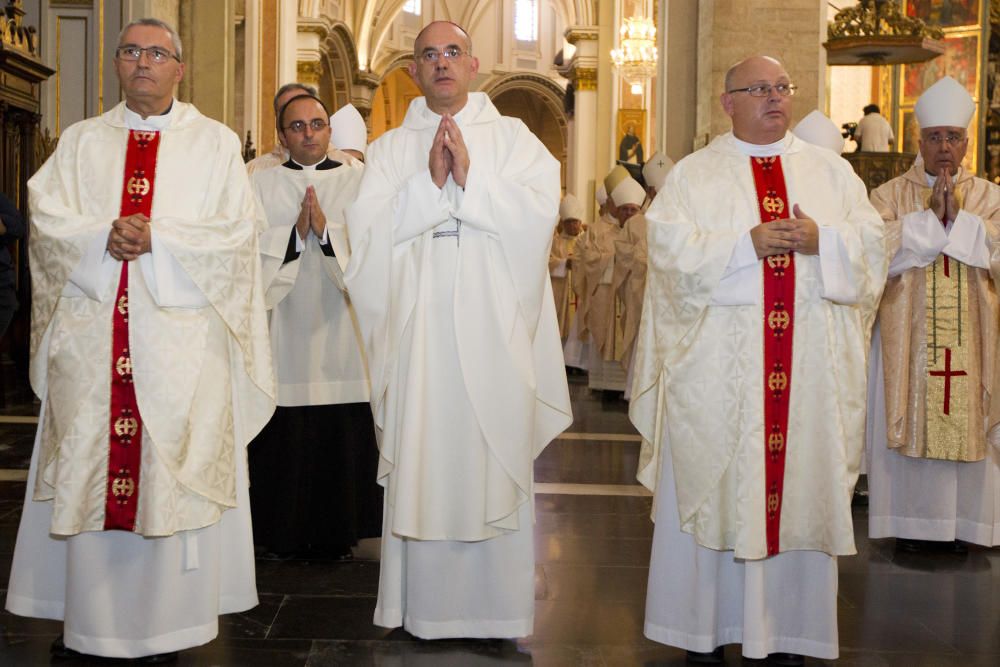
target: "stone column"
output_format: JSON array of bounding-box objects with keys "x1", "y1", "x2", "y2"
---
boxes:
[
  {"x1": 296, "y1": 27, "x2": 322, "y2": 89},
  {"x1": 177, "y1": 0, "x2": 235, "y2": 127},
  {"x1": 657, "y1": 0, "x2": 698, "y2": 161},
  {"x1": 565, "y1": 26, "x2": 599, "y2": 223},
  {"x1": 695, "y1": 0, "x2": 825, "y2": 147}
]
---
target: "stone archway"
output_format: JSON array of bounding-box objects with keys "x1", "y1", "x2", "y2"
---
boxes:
[
  {"x1": 318, "y1": 23, "x2": 361, "y2": 112},
  {"x1": 481, "y1": 73, "x2": 569, "y2": 186},
  {"x1": 369, "y1": 61, "x2": 420, "y2": 141}
]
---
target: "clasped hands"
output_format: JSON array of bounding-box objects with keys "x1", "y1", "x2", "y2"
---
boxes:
[
  {"x1": 928, "y1": 167, "x2": 960, "y2": 222},
  {"x1": 750, "y1": 204, "x2": 819, "y2": 259},
  {"x1": 429, "y1": 114, "x2": 470, "y2": 189},
  {"x1": 296, "y1": 185, "x2": 327, "y2": 241},
  {"x1": 107, "y1": 214, "x2": 151, "y2": 261}
]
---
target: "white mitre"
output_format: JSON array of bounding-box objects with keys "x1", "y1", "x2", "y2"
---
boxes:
[
  {"x1": 559, "y1": 193, "x2": 584, "y2": 221},
  {"x1": 792, "y1": 110, "x2": 845, "y2": 154},
  {"x1": 642, "y1": 151, "x2": 674, "y2": 191},
  {"x1": 611, "y1": 176, "x2": 645, "y2": 208},
  {"x1": 596, "y1": 183, "x2": 608, "y2": 205},
  {"x1": 915, "y1": 76, "x2": 975, "y2": 129},
  {"x1": 330, "y1": 103, "x2": 368, "y2": 153}
]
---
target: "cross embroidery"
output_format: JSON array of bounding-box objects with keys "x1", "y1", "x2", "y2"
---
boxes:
[{"x1": 929, "y1": 347, "x2": 967, "y2": 415}]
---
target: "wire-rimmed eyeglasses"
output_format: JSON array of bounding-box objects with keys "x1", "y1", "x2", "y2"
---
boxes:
[
  {"x1": 115, "y1": 45, "x2": 181, "y2": 64},
  {"x1": 727, "y1": 83, "x2": 797, "y2": 98}
]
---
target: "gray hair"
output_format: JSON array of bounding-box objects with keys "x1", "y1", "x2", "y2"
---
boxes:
[
  {"x1": 118, "y1": 18, "x2": 183, "y2": 61},
  {"x1": 273, "y1": 83, "x2": 318, "y2": 113}
]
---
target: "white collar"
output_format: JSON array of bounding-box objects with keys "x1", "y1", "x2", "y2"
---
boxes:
[
  {"x1": 292, "y1": 158, "x2": 324, "y2": 171},
  {"x1": 729, "y1": 133, "x2": 791, "y2": 157},
  {"x1": 924, "y1": 171, "x2": 957, "y2": 187},
  {"x1": 123, "y1": 100, "x2": 174, "y2": 131}
]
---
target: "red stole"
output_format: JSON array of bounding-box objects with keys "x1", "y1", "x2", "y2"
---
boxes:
[
  {"x1": 749, "y1": 155, "x2": 795, "y2": 556},
  {"x1": 104, "y1": 130, "x2": 160, "y2": 531}
]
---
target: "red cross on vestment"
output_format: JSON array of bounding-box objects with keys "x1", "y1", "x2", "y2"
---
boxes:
[{"x1": 929, "y1": 347, "x2": 967, "y2": 415}]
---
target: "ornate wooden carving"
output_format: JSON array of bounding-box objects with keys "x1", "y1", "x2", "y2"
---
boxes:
[
  {"x1": 0, "y1": 0, "x2": 54, "y2": 400},
  {"x1": 844, "y1": 151, "x2": 917, "y2": 193}
]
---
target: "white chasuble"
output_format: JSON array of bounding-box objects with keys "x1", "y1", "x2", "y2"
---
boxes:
[
  {"x1": 630, "y1": 132, "x2": 887, "y2": 559},
  {"x1": 867, "y1": 164, "x2": 1000, "y2": 544},
  {"x1": 344, "y1": 93, "x2": 572, "y2": 637},
  {"x1": 631, "y1": 132, "x2": 886, "y2": 660},
  {"x1": 251, "y1": 160, "x2": 369, "y2": 406},
  {"x1": 6, "y1": 101, "x2": 274, "y2": 658}
]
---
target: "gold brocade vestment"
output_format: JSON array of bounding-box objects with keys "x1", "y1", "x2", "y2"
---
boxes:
[{"x1": 870, "y1": 164, "x2": 1000, "y2": 462}]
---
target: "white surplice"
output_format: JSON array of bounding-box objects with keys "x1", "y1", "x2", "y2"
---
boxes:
[
  {"x1": 344, "y1": 93, "x2": 572, "y2": 638},
  {"x1": 6, "y1": 101, "x2": 274, "y2": 658},
  {"x1": 631, "y1": 133, "x2": 887, "y2": 660},
  {"x1": 251, "y1": 159, "x2": 368, "y2": 406}
]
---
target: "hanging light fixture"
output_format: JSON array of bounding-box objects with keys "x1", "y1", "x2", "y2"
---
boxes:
[{"x1": 610, "y1": 16, "x2": 657, "y2": 95}]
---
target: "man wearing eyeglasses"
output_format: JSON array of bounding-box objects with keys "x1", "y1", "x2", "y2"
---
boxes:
[
  {"x1": 247, "y1": 93, "x2": 381, "y2": 561},
  {"x1": 867, "y1": 76, "x2": 1000, "y2": 554},
  {"x1": 6, "y1": 18, "x2": 275, "y2": 662},
  {"x1": 630, "y1": 55, "x2": 887, "y2": 665},
  {"x1": 344, "y1": 20, "x2": 572, "y2": 639},
  {"x1": 246, "y1": 82, "x2": 361, "y2": 175}
]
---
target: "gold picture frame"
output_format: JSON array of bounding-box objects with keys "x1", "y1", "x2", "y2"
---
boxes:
[{"x1": 617, "y1": 109, "x2": 646, "y2": 165}]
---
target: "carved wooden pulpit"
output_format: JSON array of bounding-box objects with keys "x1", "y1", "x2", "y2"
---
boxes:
[{"x1": 0, "y1": 0, "x2": 55, "y2": 401}]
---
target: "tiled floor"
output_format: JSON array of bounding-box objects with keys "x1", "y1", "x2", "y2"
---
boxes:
[{"x1": 0, "y1": 377, "x2": 997, "y2": 665}]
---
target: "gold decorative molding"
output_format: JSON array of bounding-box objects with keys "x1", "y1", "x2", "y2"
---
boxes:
[
  {"x1": 1, "y1": 0, "x2": 40, "y2": 58},
  {"x1": 825, "y1": 0, "x2": 945, "y2": 65},
  {"x1": 572, "y1": 66, "x2": 597, "y2": 91},
  {"x1": 297, "y1": 59, "x2": 321, "y2": 86},
  {"x1": 565, "y1": 26, "x2": 598, "y2": 45},
  {"x1": 828, "y1": 0, "x2": 943, "y2": 39}
]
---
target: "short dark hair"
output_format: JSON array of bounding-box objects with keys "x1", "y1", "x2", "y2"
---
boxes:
[
  {"x1": 273, "y1": 83, "x2": 318, "y2": 114},
  {"x1": 863, "y1": 104, "x2": 879, "y2": 115},
  {"x1": 277, "y1": 94, "x2": 330, "y2": 130}
]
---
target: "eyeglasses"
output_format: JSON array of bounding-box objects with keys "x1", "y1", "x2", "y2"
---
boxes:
[
  {"x1": 115, "y1": 45, "x2": 180, "y2": 64},
  {"x1": 283, "y1": 119, "x2": 329, "y2": 134},
  {"x1": 727, "y1": 83, "x2": 797, "y2": 98},
  {"x1": 420, "y1": 46, "x2": 466, "y2": 64},
  {"x1": 923, "y1": 132, "x2": 966, "y2": 146}
]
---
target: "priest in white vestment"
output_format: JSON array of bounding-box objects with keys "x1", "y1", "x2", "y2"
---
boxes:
[
  {"x1": 550, "y1": 194, "x2": 584, "y2": 339},
  {"x1": 5, "y1": 19, "x2": 275, "y2": 660},
  {"x1": 249, "y1": 93, "x2": 381, "y2": 557},
  {"x1": 343, "y1": 21, "x2": 572, "y2": 639},
  {"x1": 630, "y1": 56, "x2": 887, "y2": 664},
  {"x1": 867, "y1": 76, "x2": 1000, "y2": 549}
]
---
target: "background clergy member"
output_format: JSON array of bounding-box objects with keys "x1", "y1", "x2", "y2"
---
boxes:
[
  {"x1": 249, "y1": 93, "x2": 381, "y2": 559},
  {"x1": 551, "y1": 193, "x2": 584, "y2": 339},
  {"x1": 344, "y1": 20, "x2": 571, "y2": 639},
  {"x1": 867, "y1": 76, "x2": 1000, "y2": 552},
  {"x1": 609, "y1": 175, "x2": 647, "y2": 373},
  {"x1": 630, "y1": 55, "x2": 887, "y2": 664},
  {"x1": 5, "y1": 18, "x2": 275, "y2": 661}
]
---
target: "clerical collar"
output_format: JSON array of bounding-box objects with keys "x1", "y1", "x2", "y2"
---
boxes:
[
  {"x1": 282, "y1": 157, "x2": 340, "y2": 171},
  {"x1": 123, "y1": 100, "x2": 174, "y2": 131},
  {"x1": 924, "y1": 171, "x2": 957, "y2": 187},
  {"x1": 729, "y1": 132, "x2": 792, "y2": 157}
]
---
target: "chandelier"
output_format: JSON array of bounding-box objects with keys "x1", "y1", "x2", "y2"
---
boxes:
[{"x1": 610, "y1": 16, "x2": 657, "y2": 95}]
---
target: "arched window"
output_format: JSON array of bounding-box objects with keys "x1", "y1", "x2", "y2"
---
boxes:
[
  {"x1": 402, "y1": 0, "x2": 421, "y2": 16},
  {"x1": 514, "y1": 0, "x2": 538, "y2": 43}
]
